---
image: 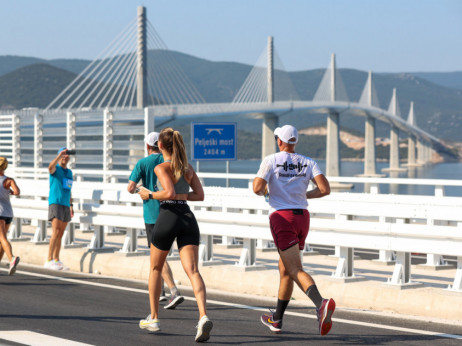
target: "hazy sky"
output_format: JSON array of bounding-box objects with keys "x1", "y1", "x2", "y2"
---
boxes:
[{"x1": 1, "y1": 0, "x2": 461, "y2": 72}]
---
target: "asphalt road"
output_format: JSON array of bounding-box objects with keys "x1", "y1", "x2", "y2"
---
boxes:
[{"x1": 0, "y1": 266, "x2": 461, "y2": 345}]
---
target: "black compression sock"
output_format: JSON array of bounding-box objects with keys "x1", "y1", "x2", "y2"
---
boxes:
[
  {"x1": 273, "y1": 299, "x2": 290, "y2": 321},
  {"x1": 305, "y1": 285, "x2": 323, "y2": 309}
]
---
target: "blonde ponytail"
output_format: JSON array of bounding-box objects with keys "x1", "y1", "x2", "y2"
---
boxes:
[{"x1": 159, "y1": 128, "x2": 189, "y2": 178}]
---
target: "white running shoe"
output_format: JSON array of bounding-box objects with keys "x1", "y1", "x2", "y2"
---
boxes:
[
  {"x1": 9, "y1": 256, "x2": 20, "y2": 276},
  {"x1": 139, "y1": 314, "x2": 160, "y2": 332},
  {"x1": 164, "y1": 293, "x2": 184, "y2": 310},
  {"x1": 51, "y1": 260, "x2": 64, "y2": 270},
  {"x1": 44, "y1": 260, "x2": 53, "y2": 269},
  {"x1": 195, "y1": 315, "x2": 213, "y2": 342}
]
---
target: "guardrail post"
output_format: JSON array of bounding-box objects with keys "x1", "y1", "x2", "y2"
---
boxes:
[
  {"x1": 447, "y1": 256, "x2": 462, "y2": 292},
  {"x1": 220, "y1": 236, "x2": 240, "y2": 248},
  {"x1": 332, "y1": 247, "x2": 355, "y2": 279},
  {"x1": 199, "y1": 234, "x2": 220, "y2": 266},
  {"x1": 119, "y1": 228, "x2": 141, "y2": 255},
  {"x1": 88, "y1": 226, "x2": 114, "y2": 252},
  {"x1": 62, "y1": 223, "x2": 84, "y2": 248},
  {"x1": 234, "y1": 238, "x2": 265, "y2": 271},
  {"x1": 375, "y1": 250, "x2": 395, "y2": 265},
  {"x1": 32, "y1": 220, "x2": 48, "y2": 244},
  {"x1": 8, "y1": 217, "x2": 30, "y2": 241},
  {"x1": 12, "y1": 114, "x2": 21, "y2": 169},
  {"x1": 388, "y1": 251, "x2": 410, "y2": 284},
  {"x1": 301, "y1": 243, "x2": 319, "y2": 256},
  {"x1": 387, "y1": 251, "x2": 422, "y2": 288},
  {"x1": 256, "y1": 239, "x2": 275, "y2": 250}
]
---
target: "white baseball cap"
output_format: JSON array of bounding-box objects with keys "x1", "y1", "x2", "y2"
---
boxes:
[
  {"x1": 274, "y1": 125, "x2": 298, "y2": 144},
  {"x1": 144, "y1": 132, "x2": 160, "y2": 147}
]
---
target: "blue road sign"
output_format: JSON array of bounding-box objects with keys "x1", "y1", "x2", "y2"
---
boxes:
[{"x1": 192, "y1": 122, "x2": 236, "y2": 160}]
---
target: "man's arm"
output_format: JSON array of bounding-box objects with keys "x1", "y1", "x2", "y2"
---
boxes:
[
  {"x1": 127, "y1": 180, "x2": 138, "y2": 194},
  {"x1": 253, "y1": 177, "x2": 268, "y2": 196},
  {"x1": 306, "y1": 174, "x2": 330, "y2": 199},
  {"x1": 48, "y1": 150, "x2": 66, "y2": 174}
]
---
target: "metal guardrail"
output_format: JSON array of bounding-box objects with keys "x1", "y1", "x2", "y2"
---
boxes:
[{"x1": 7, "y1": 178, "x2": 462, "y2": 293}]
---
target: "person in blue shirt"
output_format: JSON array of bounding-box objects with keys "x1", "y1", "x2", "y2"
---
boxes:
[
  {"x1": 45, "y1": 147, "x2": 74, "y2": 270},
  {"x1": 127, "y1": 132, "x2": 184, "y2": 310}
]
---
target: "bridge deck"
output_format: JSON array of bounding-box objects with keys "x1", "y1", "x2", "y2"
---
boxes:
[{"x1": 7, "y1": 225, "x2": 461, "y2": 323}]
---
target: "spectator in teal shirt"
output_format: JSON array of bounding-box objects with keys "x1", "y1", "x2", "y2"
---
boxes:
[
  {"x1": 127, "y1": 132, "x2": 184, "y2": 310},
  {"x1": 45, "y1": 147, "x2": 73, "y2": 271}
]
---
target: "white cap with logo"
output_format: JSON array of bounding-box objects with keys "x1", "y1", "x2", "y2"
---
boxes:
[
  {"x1": 274, "y1": 125, "x2": 298, "y2": 144},
  {"x1": 144, "y1": 132, "x2": 160, "y2": 147}
]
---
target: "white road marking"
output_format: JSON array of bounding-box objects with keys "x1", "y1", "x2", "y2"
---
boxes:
[
  {"x1": 0, "y1": 330, "x2": 92, "y2": 346},
  {"x1": 6, "y1": 269, "x2": 462, "y2": 341}
]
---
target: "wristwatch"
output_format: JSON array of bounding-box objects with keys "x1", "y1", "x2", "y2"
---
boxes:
[{"x1": 149, "y1": 193, "x2": 153, "y2": 199}]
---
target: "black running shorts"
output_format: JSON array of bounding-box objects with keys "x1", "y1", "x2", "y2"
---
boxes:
[
  {"x1": 145, "y1": 223, "x2": 155, "y2": 248},
  {"x1": 151, "y1": 201, "x2": 200, "y2": 251}
]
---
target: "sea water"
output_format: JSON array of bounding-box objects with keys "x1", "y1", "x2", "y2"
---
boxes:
[{"x1": 191, "y1": 159, "x2": 462, "y2": 197}]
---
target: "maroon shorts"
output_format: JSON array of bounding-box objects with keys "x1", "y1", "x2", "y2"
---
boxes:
[{"x1": 269, "y1": 209, "x2": 310, "y2": 251}]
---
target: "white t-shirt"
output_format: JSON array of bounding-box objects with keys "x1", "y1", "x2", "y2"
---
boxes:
[{"x1": 256, "y1": 151, "x2": 323, "y2": 214}]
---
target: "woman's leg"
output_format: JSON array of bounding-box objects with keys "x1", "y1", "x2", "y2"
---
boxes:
[
  {"x1": 149, "y1": 244, "x2": 169, "y2": 319},
  {"x1": 0, "y1": 220, "x2": 13, "y2": 262},
  {"x1": 179, "y1": 244, "x2": 207, "y2": 318}
]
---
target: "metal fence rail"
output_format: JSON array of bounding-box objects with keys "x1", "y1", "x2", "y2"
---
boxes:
[{"x1": 7, "y1": 177, "x2": 462, "y2": 294}]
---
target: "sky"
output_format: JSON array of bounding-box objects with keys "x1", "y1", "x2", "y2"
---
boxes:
[{"x1": 1, "y1": 0, "x2": 461, "y2": 73}]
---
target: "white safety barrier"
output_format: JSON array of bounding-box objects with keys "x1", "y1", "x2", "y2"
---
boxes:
[{"x1": 8, "y1": 177, "x2": 462, "y2": 293}]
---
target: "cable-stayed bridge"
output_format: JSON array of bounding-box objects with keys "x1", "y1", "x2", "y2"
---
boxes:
[{"x1": 0, "y1": 6, "x2": 441, "y2": 178}]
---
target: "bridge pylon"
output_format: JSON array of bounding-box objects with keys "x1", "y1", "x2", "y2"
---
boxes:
[
  {"x1": 261, "y1": 36, "x2": 278, "y2": 159},
  {"x1": 382, "y1": 88, "x2": 407, "y2": 173},
  {"x1": 358, "y1": 71, "x2": 384, "y2": 177},
  {"x1": 136, "y1": 6, "x2": 147, "y2": 108},
  {"x1": 405, "y1": 102, "x2": 421, "y2": 167}
]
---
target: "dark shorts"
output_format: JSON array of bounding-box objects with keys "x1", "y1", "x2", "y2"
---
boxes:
[
  {"x1": 0, "y1": 216, "x2": 13, "y2": 225},
  {"x1": 152, "y1": 201, "x2": 200, "y2": 251},
  {"x1": 269, "y1": 209, "x2": 310, "y2": 251},
  {"x1": 48, "y1": 204, "x2": 71, "y2": 223},
  {"x1": 145, "y1": 223, "x2": 155, "y2": 248}
]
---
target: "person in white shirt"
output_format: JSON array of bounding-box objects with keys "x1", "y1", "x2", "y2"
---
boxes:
[{"x1": 253, "y1": 124, "x2": 336, "y2": 336}]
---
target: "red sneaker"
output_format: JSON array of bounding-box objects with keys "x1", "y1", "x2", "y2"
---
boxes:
[
  {"x1": 261, "y1": 311, "x2": 282, "y2": 333},
  {"x1": 316, "y1": 298, "x2": 335, "y2": 336}
]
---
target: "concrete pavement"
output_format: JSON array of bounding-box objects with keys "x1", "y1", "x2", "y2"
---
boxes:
[{"x1": 3, "y1": 226, "x2": 462, "y2": 323}]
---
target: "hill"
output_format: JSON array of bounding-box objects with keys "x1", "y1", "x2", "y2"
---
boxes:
[
  {"x1": 0, "y1": 63, "x2": 77, "y2": 109},
  {"x1": 1, "y1": 52, "x2": 462, "y2": 143},
  {"x1": 411, "y1": 71, "x2": 462, "y2": 91}
]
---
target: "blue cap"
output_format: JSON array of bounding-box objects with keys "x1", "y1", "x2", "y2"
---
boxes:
[{"x1": 58, "y1": 147, "x2": 67, "y2": 154}]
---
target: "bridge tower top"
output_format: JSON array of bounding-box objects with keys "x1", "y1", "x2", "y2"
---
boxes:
[
  {"x1": 359, "y1": 71, "x2": 380, "y2": 108},
  {"x1": 313, "y1": 53, "x2": 349, "y2": 103},
  {"x1": 388, "y1": 88, "x2": 401, "y2": 118},
  {"x1": 407, "y1": 101, "x2": 416, "y2": 126},
  {"x1": 137, "y1": 6, "x2": 147, "y2": 108},
  {"x1": 267, "y1": 36, "x2": 274, "y2": 104}
]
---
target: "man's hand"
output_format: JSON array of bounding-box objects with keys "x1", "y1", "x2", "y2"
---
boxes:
[{"x1": 138, "y1": 189, "x2": 151, "y2": 200}]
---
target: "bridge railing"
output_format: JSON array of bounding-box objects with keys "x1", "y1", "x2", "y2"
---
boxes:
[
  {"x1": 10, "y1": 166, "x2": 462, "y2": 197},
  {"x1": 7, "y1": 176, "x2": 462, "y2": 294}
]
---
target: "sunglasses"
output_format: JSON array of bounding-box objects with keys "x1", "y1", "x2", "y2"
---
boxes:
[{"x1": 274, "y1": 135, "x2": 279, "y2": 141}]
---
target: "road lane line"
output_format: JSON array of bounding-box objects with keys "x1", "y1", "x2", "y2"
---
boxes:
[
  {"x1": 0, "y1": 330, "x2": 92, "y2": 346},
  {"x1": 8, "y1": 269, "x2": 462, "y2": 341}
]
